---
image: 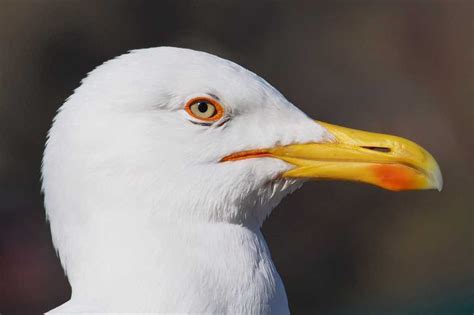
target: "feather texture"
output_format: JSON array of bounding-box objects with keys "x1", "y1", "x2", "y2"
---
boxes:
[{"x1": 42, "y1": 47, "x2": 331, "y2": 314}]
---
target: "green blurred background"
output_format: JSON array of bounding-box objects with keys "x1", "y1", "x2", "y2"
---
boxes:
[{"x1": 0, "y1": 1, "x2": 472, "y2": 314}]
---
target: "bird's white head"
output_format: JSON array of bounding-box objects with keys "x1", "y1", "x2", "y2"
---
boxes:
[
  {"x1": 42, "y1": 48, "x2": 441, "y2": 306},
  {"x1": 43, "y1": 47, "x2": 330, "y2": 228}
]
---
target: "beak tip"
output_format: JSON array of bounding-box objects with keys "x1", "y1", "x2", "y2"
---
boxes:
[
  {"x1": 430, "y1": 162, "x2": 443, "y2": 192},
  {"x1": 434, "y1": 170, "x2": 443, "y2": 192}
]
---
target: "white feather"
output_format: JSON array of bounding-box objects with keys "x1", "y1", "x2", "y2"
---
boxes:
[{"x1": 42, "y1": 47, "x2": 332, "y2": 314}]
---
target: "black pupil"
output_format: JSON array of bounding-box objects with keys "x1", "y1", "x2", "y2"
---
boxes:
[{"x1": 198, "y1": 102, "x2": 208, "y2": 113}]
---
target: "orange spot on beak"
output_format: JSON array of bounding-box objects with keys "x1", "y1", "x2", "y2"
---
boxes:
[{"x1": 371, "y1": 164, "x2": 420, "y2": 191}]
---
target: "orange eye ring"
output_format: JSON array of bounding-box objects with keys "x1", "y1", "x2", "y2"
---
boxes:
[{"x1": 184, "y1": 96, "x2": 224, "y2": 122}]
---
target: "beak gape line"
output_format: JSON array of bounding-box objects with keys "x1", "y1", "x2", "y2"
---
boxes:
[{"x1": 222, "y1": 121, "x2": 443, "y2": 192}]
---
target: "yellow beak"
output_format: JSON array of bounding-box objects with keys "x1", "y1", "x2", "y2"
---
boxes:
[
  {"x1": 269, "y1": 121, "x2": 443, "y2": 191},
  {"x1": 222, "y1": 120, "x2": 442, "y2": 191}
]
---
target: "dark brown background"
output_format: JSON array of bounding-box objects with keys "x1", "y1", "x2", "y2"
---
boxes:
[{"x1": 0, "y1": 1, "x2": 472, "y2": 314}]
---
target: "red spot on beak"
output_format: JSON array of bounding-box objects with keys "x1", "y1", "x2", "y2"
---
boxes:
[{"x1": 371, "y1": 164, "x2": 419, "y2": 191}]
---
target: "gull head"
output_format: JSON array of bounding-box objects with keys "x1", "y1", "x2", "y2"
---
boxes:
[
  {"x1": 43, "y1": 47, "x2": 332, "y2": 228},
  {"x1": 42, "y1": 47, "x2": 441, "y2": 280}
]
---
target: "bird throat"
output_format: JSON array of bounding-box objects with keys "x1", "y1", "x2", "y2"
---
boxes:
[{"x1": 63, "y1": 218, "x2": 288, "y2": 313}]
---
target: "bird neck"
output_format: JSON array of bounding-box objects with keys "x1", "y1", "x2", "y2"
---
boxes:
[{"x1": 62, "y1": 215, "x2": 288, "y2": 313}]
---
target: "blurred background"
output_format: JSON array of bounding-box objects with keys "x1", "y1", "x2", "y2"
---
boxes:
[{"x1": 0, "y1": 1, "x2": 472, "y2": 314}]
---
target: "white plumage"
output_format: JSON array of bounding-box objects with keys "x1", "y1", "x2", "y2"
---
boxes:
[
  {"x1": 42, "y1": 47, "x2": 330, "y2": 314},
  {"x1": 42, "y1": 47, "x2": 441, "y2": 314}
]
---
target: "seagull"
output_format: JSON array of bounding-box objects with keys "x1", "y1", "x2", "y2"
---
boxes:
[{"x1": 42, "y1": 47, "x2": 442, "y2": 314}]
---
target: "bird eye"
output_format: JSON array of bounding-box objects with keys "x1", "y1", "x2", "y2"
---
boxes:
[{"x1": 185, "y1": 97, "x2": 224, "y2": 122}]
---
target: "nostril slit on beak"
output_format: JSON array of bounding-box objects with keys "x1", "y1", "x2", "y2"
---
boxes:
[{"x1": 362, "y1": 146, "x2": 391, "y2": 153}]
